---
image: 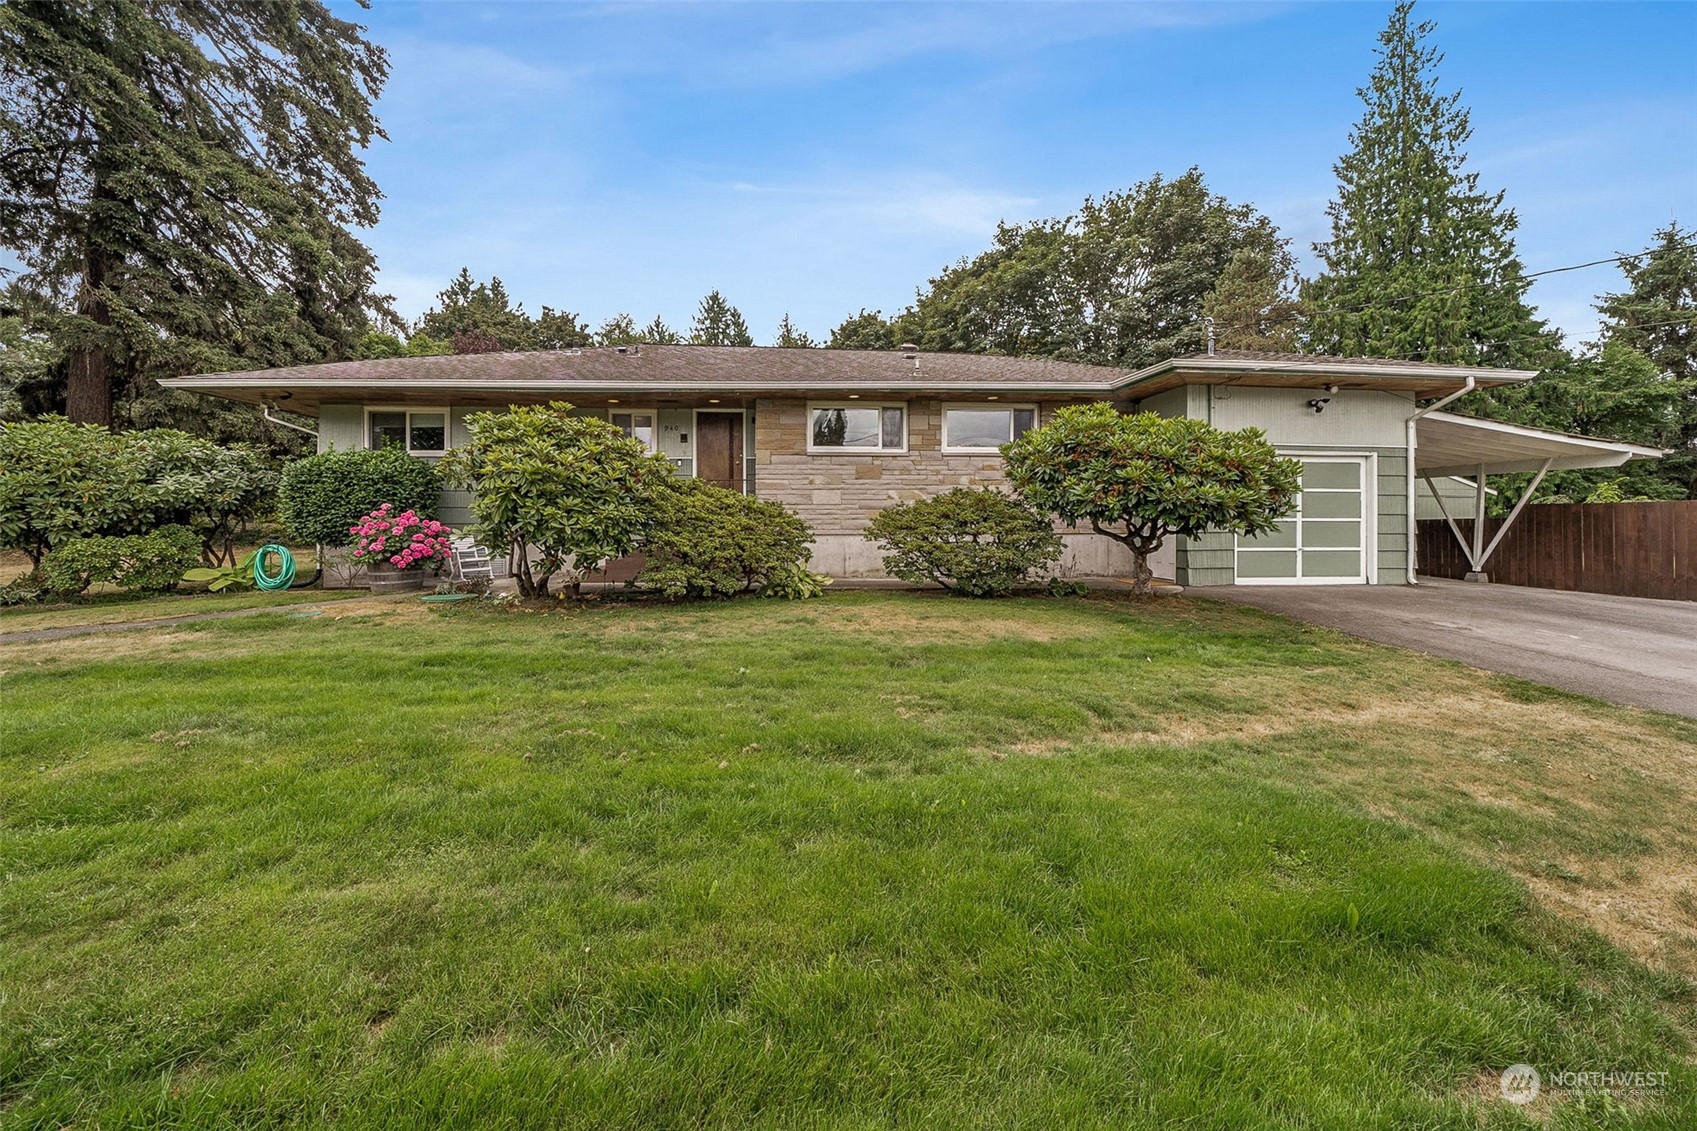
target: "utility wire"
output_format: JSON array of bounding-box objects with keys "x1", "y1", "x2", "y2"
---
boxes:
[
  {"x1": 1372, "y1": 315, "x2": 1693, "y2": 364},
  {"x1": 1297, "y1": 235, "x2": 1697, "y2": 320}
]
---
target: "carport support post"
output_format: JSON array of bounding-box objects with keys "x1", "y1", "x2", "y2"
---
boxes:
[
  {"x1": 1424, "y1": 459, "x2": 1554, "y2": 583},
  {"x1": 1468, "y1": 463, "x2": 1489, "y2": 582}
]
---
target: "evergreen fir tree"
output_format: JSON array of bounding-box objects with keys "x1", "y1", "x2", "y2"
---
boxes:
[
  {"x1": 1303, "y1": 1, "x2": 1557, "y2": 368},
  {"x1": 1203, "y1": 239, "x2": 1303, "y2": 352},
  {"x1": 532, "y1": 306, "x2": 593, "y2": 350},
  {"x1": 0, "y1": 0, "x2": 390, "y2": 425},
  {"x1": 1596, "y1": 222, "x2": 1697, "y2": 496},
  {"x1": 689, "y1": 291, "x2": 754, "y2": 346},
  {"x1": 640, "y1": 315, "x2": 682, "y2": 344},
  {"x1": 417, "y1": 270, "x2": 534, "y2": 350},
  {"x1": 774, "y1": 314, "x2": 818, "y2": 348}
]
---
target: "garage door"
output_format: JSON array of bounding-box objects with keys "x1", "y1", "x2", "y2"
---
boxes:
[{"x1": 1236, "y1": 457, "x2": 1369, "y2": 584}]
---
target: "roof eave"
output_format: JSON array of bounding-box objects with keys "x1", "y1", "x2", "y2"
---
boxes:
[
  {"x1": 156, "y1": 377, "x2": 1126, "y2": 396},
  {"x1": 1118, "y1": 357, "x2": 1540, "y2": 389}
]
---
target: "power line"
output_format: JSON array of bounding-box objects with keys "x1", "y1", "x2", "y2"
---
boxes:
[
  {"x1": 1387, "y1": 315, "x2": 1693, "y2": 363},
  {"x1": 1300, "y1": 235, "x2": 1697, "y2": 320}
]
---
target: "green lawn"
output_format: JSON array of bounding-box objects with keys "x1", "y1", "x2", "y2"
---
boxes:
[
  {"x1": 3, "y1": 593, "x2": 1694, "y2": 1128},
  {"x1": 0, "y1": 586, "x2": 371, "y2": 634}
]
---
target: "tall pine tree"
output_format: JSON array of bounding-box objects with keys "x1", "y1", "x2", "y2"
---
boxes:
[
  {"x1": 1304, "y1": 2, "x2": 1557, "y2": 368},
  {"x1": 1596, "y1": 222, "x2": 1697, "y2": 496},
  {"x1": 417, "y1": 270, "x2": 534, "y2": 350},
  {"x1": 689, "y1": 291, "x2": 753, "y2": 346},
  {"x1": 774, "y1": 313, "x2": 817, "y2": 348},
  {"x1": 0, "y1": 0, "x2": 392, "y2": 425}
]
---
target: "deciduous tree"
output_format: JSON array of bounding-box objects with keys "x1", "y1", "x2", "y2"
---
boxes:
[
  {"x1": 828, "y1": 309, "x2": 898, "y2": 350},
  {"x1": 1005, "y1": 404, "x2": 1300, "y2": 594},
  {"x1": 898, "y1": 169, "x2": 1289, "y2": 369},
  {"x1": 438, "y1": 402, "x2": 675, "y2": 597}
]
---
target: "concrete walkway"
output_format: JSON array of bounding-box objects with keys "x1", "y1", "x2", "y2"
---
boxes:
[{"x1": 1199, "y1": 578, "x2": 1697, "y2": 718}]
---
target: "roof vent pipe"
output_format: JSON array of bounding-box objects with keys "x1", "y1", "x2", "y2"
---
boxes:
[{"x1": 1204, "y1": 317, "x2": 1215, "y2": 357}]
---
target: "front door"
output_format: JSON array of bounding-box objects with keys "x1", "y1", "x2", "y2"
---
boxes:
[{"x1": 695, "y1": 412, "x2": 744, "y2": 492}]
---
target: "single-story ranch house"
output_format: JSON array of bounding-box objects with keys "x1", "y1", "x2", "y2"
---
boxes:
[{"x1": 162, "y1": 345, "x2": 1659, "y2": 586}]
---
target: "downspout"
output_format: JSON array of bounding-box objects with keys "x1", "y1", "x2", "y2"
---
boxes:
[
  {"x1": 263, "y1": 404, "x2": 319, "y2": 439},
  {"x1": 1404, "y1": 376, "x2": 1475, "y2": 584}
]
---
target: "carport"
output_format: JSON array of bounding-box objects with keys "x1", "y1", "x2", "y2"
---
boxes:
[{"x1": 1414, "y1": 410, "x2": 1662, "y2": 580}]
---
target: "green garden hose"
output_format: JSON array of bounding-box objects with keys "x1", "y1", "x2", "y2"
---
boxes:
[{"x1": 253, "y1": 544, "x2": 296, "y2": 591}]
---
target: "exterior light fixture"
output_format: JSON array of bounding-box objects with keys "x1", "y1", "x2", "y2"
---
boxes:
[
  {"x1": 608, "y1": 398, "x2": 620, "y2": 404},
  {"x1": 847, "y1": 394, "x2": 860, "y2": 399},
  {"x1": 708, "y1": 398, "x2": 720, "y2": 404}
]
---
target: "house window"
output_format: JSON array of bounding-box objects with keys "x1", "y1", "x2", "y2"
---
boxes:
[
  {"x1": 611, "y1": 411, "x2": 657, "y2": 451},
  {"x1": 368, "y1": 409, "x2": 447, "y2": 455},
  {"x1": 808, "y1": 403, "x2": 905, "y2": 452},
  {"x1": 942, "y1": 405, "x2": 1036, "y2": 452}
]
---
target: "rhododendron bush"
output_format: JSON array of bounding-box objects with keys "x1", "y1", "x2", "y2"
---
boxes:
[{"x1": 349, "y1": 504, "x2": 453, "y2": 572}]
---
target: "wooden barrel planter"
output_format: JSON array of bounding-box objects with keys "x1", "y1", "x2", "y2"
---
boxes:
[{"x1": 365, "y1": 567, "x2": 427, "y2": 594}]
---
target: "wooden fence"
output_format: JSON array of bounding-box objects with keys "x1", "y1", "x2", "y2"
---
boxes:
[{"x1": 1417, "y1": 501, "x2": 1697, "y2": 601}]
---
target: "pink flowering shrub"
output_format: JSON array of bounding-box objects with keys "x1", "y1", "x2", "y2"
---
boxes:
[{"x1": 349, "y1": 504, "x2": 453, "y2": 572}]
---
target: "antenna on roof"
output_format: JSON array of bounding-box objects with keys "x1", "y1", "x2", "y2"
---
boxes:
[{"x1": 1204, "y1": 317, "x2": 1216, "y2": 357}]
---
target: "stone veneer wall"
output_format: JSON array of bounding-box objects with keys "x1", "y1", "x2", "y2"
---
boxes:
[{"x1": 751, "y1": 396, "x2": 1149, "y2": 579}]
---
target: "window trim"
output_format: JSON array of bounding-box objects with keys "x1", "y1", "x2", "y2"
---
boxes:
[
  {"x1": 940, "y1": 402, "x2": 1039, "y2": 454},
  {"x1": 805, "y1": 401, "x2": 908, "y2": 454},
  {"x1": 606, "y1": 407, "x2": 661, "y2": 453},
  {"x1": 363, "y1": 405, "x2": 450, "y2": 456}
]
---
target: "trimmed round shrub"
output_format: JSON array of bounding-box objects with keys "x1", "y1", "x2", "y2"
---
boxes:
[
  {"x1": 40, "y1": 525, "x2": 203, "y2": 596},
  {"x1": 638, "y1": 478, "x2": 815, "y2": 598},
  {"x1": 277, "y1": 446, "x2": 440, "y2": 547},
  {"x1": 864, "y1": 487, "x2": 1063, "y2": 596}
]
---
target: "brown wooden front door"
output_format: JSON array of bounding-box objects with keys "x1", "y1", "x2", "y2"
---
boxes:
[{"x1": 695, "y1": 412, "x2": 744, "y2": 491}]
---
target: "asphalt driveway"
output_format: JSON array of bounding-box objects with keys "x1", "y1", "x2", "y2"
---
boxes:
[{"x1": 1199, "y1": 578, "x2": 1697, "y2": 718}]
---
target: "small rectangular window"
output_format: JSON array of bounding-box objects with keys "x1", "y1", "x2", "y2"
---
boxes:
[
  {"x1": 408, "y1": 412, "x2": 446, "y2": 453},
  {"x1": 809, "y1": 404, "x2": 905, "y2": 452},
  {"x1": 369, "y1": 409, "x2": 447, "y2": 455},
  {"x1": 612, "y1": 411, "x2": 656, "y2": 450},
  {"x1": 881, "y1": 407, "x2": 904, "y2": 449},
  {"x1": 943, "y1": 405, "x2": 1037, "y2": 451},
  {"x1": 370, "y1": 411, "x2": 406, "y2": 451}
]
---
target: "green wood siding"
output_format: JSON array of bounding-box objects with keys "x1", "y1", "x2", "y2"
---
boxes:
[{"x1": 318, "y1": 404, "x2": 364, "y2": 453}]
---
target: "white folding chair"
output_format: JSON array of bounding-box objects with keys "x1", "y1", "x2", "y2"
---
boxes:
[{"x1": 450, "y1": 536, "x2": 496, "y2": 582}]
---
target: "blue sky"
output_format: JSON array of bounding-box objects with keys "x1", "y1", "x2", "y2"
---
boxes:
[{"x1": 341, "y1": 0, "x2": 1697, "y2": 347}]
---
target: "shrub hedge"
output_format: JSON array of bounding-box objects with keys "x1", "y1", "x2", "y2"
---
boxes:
[
  {"x1": 277, "y1": 446, "x2": 440, "y2": 547},
  {"x1": 40, "y1": 525, "x2": 203, "y2": 596},
  {"x1": 638, "y1": 478, "x2": 816, "y2": 598}
]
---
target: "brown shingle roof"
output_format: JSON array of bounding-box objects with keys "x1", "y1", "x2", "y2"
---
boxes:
[
  {"x1": 164, "y1": 344, "x2": 1132, "y2": 390},
  {"x1": 157, "y1": 343, "x2": 1537, "y2": 411}
]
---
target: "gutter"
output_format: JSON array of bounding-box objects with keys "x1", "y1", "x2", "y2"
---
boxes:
[
  {"x1": 1404, "y1": 376, "x2": 1476, "y2": 585},
  {"x1": 262, "y1": 404, "x2": 319, "y2": 438},
  {"x1": 160, "y1": 377, "x2": 1129, "y2": 396}
]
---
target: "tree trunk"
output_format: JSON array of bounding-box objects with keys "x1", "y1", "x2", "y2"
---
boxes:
[
  {"x1": 65, "y1": 281, "x2": 115, "y2": 425},
  {"x1": 66, "y1": 169, "x2": 120, "y2": 426},
  {"x1": 1128, "y1": 552, "x2": 1154, "y2": 596}
]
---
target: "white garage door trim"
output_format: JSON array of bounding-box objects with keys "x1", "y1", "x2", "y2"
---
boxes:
[{"x1": 1235, "y1": 452, "x2": 1377, "y2": 586}]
